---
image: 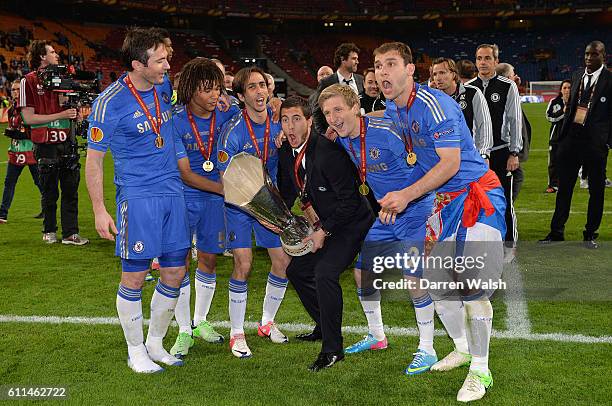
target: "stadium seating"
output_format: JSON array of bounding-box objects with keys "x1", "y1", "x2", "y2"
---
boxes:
[{"x1": 1, "y1": 10, "x2": 610, "y2": 92}]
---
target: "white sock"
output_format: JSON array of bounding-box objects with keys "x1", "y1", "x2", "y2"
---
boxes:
[
  {"x1": 146, "y1": 280, "x2": 180, "y2": 348},
  {"x1": 358, "y1": 288, "x2": 385, "y2": 341},
  {"x1": 435, "y1": 300, "x2": 469, "y2": 353},
  {"x1": 261, "y1": 273, "x2": 288, "y2": 325},
  {"x1": 412, "y1": 293, "x2": 435, "y2": 354},
  {"x1": 229, "y1": 278, "x2": 247, "y2": 336},
  {"x1": 464, "y1": 298, "x2": 493, "y2": 374},
  {"x1": 194, "y1": 269, "x2": 216, "y2": 325},
  {"x1": 174, "y1": 272, "x2": 192, "y2": 334},
  {"x1": 116, "y1": 284, "x2": 144, "y2": 348}
]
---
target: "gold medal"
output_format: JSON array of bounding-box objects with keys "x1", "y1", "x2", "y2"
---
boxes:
[
  {"x1": 202, "y1": 160, "x2": 214, "y2": 172},
  {"x1": 406, "y1": 152, "x2": 417, "y2": 166},
  {"x1": 359, "y1": 183, "x2": 370, "y2": 196},
  {"x1": 154, "y1": 135, "x2": 164, "y2": 149}
]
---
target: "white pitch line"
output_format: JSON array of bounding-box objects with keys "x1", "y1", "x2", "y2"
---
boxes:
[
  {"x1": 502, "y1": 261, "x2": 532, "y2": 335},
  {"x1": 1, "y1": 314, "x2": 611, "y2": 344},
  {"x1": 516, "y1": 210, "x2": 612, "y2": 214}
]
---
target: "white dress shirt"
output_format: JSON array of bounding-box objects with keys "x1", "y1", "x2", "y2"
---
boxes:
[{"x1": 337, "y1": 71, "x2": 359, "y2": 95}]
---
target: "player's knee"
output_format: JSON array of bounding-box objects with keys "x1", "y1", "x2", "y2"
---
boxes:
[
  {"x1": 232, "y1": 257, "x2": 252, "y2": 279},
  {"x1": 159, "y1": 266, "x2": 186, "y2": 288},
  {"x1": 197, "y1": 253, "x2": 216, "y2": 273},
  {"x1": 270, "y1": 252, "x2": 290, "y2": 274},
  {"x1": 120, "y1": 260, "x2": 149, "y2": 289}
]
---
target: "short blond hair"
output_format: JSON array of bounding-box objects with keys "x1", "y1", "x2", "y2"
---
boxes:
[{"x1": 318, "y1": 83, "x2": 360, "y2": 111}]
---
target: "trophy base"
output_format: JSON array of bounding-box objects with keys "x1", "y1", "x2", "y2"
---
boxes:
[
  {"x1": 281, "y1": 238, "x2": 314, "y2": 257},
  {"x1": 280, "y1": 218, "x2": 314, "y2": 257}
]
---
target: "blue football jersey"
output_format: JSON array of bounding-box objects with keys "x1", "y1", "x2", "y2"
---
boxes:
[
  {"x1": 337, "y1": 116, "x2": 416, "y2": 201},
  {"x1": 217, "y1": 108, "x2": 281, "y2": 183},
  {"x1": 87, "y1": 73, "x2": 186, "y2": 202},
  {"x1": 385, "y1": 84, "x2": 487, "y2": 192},
  {"x1": 172, "y1": 104, "x2": 240, "y2": 199}
]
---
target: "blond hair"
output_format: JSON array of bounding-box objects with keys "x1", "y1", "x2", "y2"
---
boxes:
[{"x1": 318, "y1": 83, "x2": 360, "y2": 111}]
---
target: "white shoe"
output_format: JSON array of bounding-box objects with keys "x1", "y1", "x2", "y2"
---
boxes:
[
  {"x1": 605, "y1": 178, "x2": 612, "y2": 188},
  {"x1": 145, "y1": 341, "x2": 184, "y2": 366},
  {"x1": 127, "y1": 344, "x2": 164, "y2": 373},
  {"x1": 42, "y1": 232, "x2": 57, "y2": 244},
  {"x1": 503, "y1": 246, "x2": 516, "y2": 264},
  {"x1": 229, "y1": 333, "x2": 252, "y2": 358},
  {"x1": 580, "y1": 178, "x2": 589, "y2": 189},
  {"x1": 431, "y1": 350, "x2": 471, "y2": 372},
  {"x1": 457, "y1": 370, "x2": 493, "y2": 402},
  {"x1": 257, "y1": 321, "x2": 288, "y2": 344}
]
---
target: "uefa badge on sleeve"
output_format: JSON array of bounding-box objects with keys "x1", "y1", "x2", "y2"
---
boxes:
[{"x1": 90, "y1": 127, "x2": 104, "y2": 142}]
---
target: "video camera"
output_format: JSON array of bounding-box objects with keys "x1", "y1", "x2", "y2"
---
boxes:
[{"x1": 38, "y1": 64, "x2": 99, "y2": 147}]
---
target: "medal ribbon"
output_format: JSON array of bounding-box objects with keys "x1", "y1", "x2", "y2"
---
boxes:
[
  {"x1": 243, "y1": 108, "x2": 270, "y2": 165},
  {"x1": 124, "y1": 75, "x2": 162, "y2": 136},
  {"x1": 187, "y1": 108, "x2": 215, "y2": 161},
  {"x1": 347, "y1": 117, "x2": 367, "y2": 185},
  {"x1": 395, "y1": 83, "x2": 417, "y2": 155},
  {"x1": 293, "y1": 137, "x2": 309, "y2": 192}
]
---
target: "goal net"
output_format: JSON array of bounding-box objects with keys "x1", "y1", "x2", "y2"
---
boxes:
[{"x1": 529, "y1": 81, "x2": 562, "y2": 102}]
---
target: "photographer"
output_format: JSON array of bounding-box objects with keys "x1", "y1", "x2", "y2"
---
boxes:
[
  {"x1": 19, "y1": 40, "x2": 88, "y2": 245},
  {"x1": 0, "y1": 79, "x2": 43, "y2": 223}
]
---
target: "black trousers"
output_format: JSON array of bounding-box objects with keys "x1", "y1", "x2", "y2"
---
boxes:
[
  {"x1": 548, "y1": 142, "x2": 559, "y2": 188},
  {"x1": 286, "y1": 218, "x2": 371, "y2": 354},
  {"x1": 550, "y1": 132, "x2": 608, "y2": 239},
  {"x1": 490, "y1": 147, "x2": 518, "y2": 246},
  {"x1": 35, "y1": 143, "x2": 81, "y2": 238},
  {"x1": 0, "y1": 163, "x2": 42, "y2": 219}
]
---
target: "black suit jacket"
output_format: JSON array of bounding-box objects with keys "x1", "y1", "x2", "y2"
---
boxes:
[
  {"x1": 277, "y1": 133, "x2": 373, "y2": 235},
  {"x1": 311, "y1": 72, "x2": 365, "y2": 136},
  {"x1": 560, "y1": 67, "x2": 612, "y2": 150}
]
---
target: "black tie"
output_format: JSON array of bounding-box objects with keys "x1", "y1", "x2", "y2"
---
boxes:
[
  {"x1": 581, "y1": 74, "x2": 592, "y2": 104},
  {"x1": 343, "y1": 78, "x2": 352, "y2": 86}
]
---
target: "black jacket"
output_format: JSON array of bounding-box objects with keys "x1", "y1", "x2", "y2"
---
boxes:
[
  {"x1": 560, "y1": 67, "x2": 612, "y2": 151},
  {"x1": 312, "y1": 72, "x2": 365, "y2": 136},
  {"x1": 546, "y1": 95, "x2": 565, "y2": 144},
  {"x1": 277, "y1": 133, "x2": 373, "y2": 235},
  {"x1": 360, "y1": 93, "x2": 386, "y2": 114}
]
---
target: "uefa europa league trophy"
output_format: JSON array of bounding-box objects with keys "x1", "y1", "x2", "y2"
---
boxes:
[{"x1": 222, "y1": 152, "x2": 314, "y2": 256}]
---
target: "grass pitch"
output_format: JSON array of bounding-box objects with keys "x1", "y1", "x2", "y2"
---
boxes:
[{"x1": 0, "y1": 103, "x2": 610, "y2": 405}]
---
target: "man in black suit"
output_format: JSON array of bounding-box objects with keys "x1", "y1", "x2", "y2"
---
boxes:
[
  {"x1": 277, "y1": 96, "x2": 374, "y2": 371},
  {"x1": 540, "y1": 41, "x2": 611, "y2": 248},
  {"x1": 312, "y1": 43, "x2": 364, "y2": 135}
]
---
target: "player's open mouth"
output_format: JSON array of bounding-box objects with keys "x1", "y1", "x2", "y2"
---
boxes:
[
  {"x1": 382, "y1": 80, "x2": 392, "y2": 90},
  {"x1": 256, "y1": 97, "x2": 265, "y2": 105}
]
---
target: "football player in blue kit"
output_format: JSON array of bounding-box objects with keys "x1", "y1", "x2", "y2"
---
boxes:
[
  {"x1": 168, "y1": 57, "x2": 241, "y2": 357},
  {"x1": 375, "y1": 42, "x2": 506, "y2": 402},
  {"x1": 85, "y1": 27, "x2": 190, "y2": 373},
  {"x1": 217, "y1": 66, "x2": 291, "y2": 358},
  {"x1": 319, "y1": 84, "x2": 438, "y2": 374}
]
